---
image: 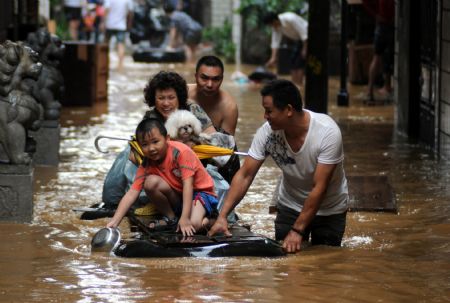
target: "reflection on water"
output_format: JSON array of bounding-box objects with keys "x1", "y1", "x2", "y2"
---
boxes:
[{"x1": 0, "y1": 54, "x2": 449, "y2": 302}]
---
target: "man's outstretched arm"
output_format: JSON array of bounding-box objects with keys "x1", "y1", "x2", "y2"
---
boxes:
[{"x1": 208, "y1": 156, "x2": 264, "y2": 236}]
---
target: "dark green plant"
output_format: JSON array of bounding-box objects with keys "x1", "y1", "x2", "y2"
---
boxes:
[
  {"x1": 202, "y1": 19, "x2": 236, "y2": 63},
  {"x1": 50, "y1": 0, "x2": 71, "y2": 40}
]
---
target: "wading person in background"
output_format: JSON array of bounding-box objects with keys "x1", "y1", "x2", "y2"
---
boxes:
[
  {"x1": 208, "y1": 79, "x2": 348, "y2": 253},
  {"x1": 363, "y1": 0, "x2": 395, "y2": 104},
  {"x1": 163, "y1": 3, "x2": 203, "y2": 64},
  {"x1": 103, "y1": 0, "x2": 133, "y2": 71},
  {"x1": 263, "y1": 12, "x2": 308, "y2": 86},
  {"x1": 188, "y1": 55, "x2": 240, "y2": 182},
  {"x1": 64, "y1": 0, "x2": 83, "y2": 40}
]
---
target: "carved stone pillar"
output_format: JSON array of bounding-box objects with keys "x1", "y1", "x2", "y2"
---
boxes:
[
  {"x1": 0, "y1": 163, "x2": 33, "y2": 223},
  {"x1": 29, "y1": 119, "x2": 60, "y2": 166}
]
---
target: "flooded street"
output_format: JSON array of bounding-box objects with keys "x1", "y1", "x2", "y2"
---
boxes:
[{"x1": 1, "y1": 54, "x2": 449, "y2": 302}]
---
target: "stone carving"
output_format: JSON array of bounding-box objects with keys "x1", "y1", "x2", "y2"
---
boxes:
[
  {"x1": 0, "y1": 186, "x2": 18, "y2": 217},
  {"x1": 0, "y1": 40, "x2": 43, "y2": 164},
  {"x1": 25, "y1": 28, "x2": 65, "y2": 121}
]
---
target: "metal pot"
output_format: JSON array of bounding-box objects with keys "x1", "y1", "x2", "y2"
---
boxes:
[{"x1": 91, "y1": 227, "x2": 121, "y2": 254}]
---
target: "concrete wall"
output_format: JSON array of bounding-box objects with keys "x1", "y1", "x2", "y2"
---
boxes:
[
  {"x1": 39, "y1": 0, "x2": 50, "y2": 21},
  {"x1": 440, "y1": 0, "x2": 450, "y2": 157},
  {"x1": 395, "y1": 0, "x2": 413, "y2": 136},
  {"x1": 210, "y1": 0, "x2": 234, "y2": 27}
]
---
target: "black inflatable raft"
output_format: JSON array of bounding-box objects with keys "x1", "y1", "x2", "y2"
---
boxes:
[
  {"x1": 116, "y1": 217, "x2": 285, "y2": 258},
  {"x1": 132, "y1": 47, "x2": 186, "y2": 63},
  {"x1": 84, "y1": 207, "x2": 285, "y2": 258}
]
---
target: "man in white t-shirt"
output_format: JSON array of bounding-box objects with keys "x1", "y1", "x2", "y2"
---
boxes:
[
  {"x1": 208, "y1": 79, "x2": 348, "y2": 253},
  {"x1": 103, "y1": 0, "x2": 133, "y2": 71},
  {"x1": 264, "y1": 12, "x2": 308, "y2": 86}
]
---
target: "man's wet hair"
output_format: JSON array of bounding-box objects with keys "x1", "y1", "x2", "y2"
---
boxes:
[
  {"x1": 143, "y1": 71, "x2": 188, "y2": 109},
  {"x1": 262, "y1": 12, "x2": 280, "y2": 25},
  {"x1": 196, "y1": 55, "x2": 224, "y2": 74},
  {"x1": 260, "y1": 79, "x2": 303, "y2": 111},
  {"x1": 135, "y1": 118, "x2": 168, "y2": 144}
]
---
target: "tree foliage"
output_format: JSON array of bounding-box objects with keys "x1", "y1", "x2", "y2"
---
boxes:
[{"x1": 202, "y1": 19, "x2": 236, "y2": 63}]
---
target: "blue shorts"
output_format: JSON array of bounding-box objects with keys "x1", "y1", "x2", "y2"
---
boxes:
[
  {"x1": 106, "y1": 30, "x2": 126, "y2": 43},
  {"x1": 193, "y1": 191, "x2": 218, "y2": 217}
]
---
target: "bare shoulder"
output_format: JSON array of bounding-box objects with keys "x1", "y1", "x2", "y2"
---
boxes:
[
  {"x1": 220, "y1": 89, "x2": 237, "y2": 109},
  {"x1": 187, "y1": 83, "x2": 198, "y2": 100}
]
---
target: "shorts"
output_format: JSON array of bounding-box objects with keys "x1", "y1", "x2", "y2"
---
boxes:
[
  {"x1": 64, "y1": 6, "x2": 82, "y2": 21},
  {"x1": 274, "y1": 204, "x2": 347, "y2": 246},
  {"x1": 106, "y1": 29, "x2": 127, "y2": 43},
  {"x1": 184, "y1": 30, "x2": 202, "y2": 46},
  {"x1": 291, "y1": 40, "x2": 306, "y2": 69},
  {"x1": 374, "y1": 23, "x2": 394, "y2": 73},
  {"x1": 193, "y1": 191, "x2": 218, "y2": 217},
  {"x1": 374, "y1": 23, "x2": 394, "y2": 55}
]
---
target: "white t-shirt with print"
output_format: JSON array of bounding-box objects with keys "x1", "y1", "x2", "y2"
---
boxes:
[{"x1": 248, "y1": 110, "x2": 348, "y2": 216}]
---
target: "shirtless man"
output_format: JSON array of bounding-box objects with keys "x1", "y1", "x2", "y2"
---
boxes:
[{"x1": 188, "y1": 55, "x2": 238, "y2": 135}]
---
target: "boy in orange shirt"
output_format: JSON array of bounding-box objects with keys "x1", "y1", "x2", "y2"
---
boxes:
[{"x1": 107, "y1": 118, "x2": 218, "y2": 236}]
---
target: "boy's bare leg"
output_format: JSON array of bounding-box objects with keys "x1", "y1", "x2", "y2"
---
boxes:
[
  {"x1": 144, "y1": 175, "x2": 180, "y2": 221},
  {"x1": 189, "y1": 200, "x2": 206, "y2": 231},
  {"x1": 201, "y1": 217, "x2": 216, "y2": 230}
]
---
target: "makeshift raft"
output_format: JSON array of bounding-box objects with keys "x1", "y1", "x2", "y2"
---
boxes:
[
  {"x1": 132, "y1": 47, "x2": 185, "y2": 63},
  {"x1": 82, "y1": 207, "x2": 286, "y2": 258}
]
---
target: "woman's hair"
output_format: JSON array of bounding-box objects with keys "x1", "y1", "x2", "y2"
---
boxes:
[
  {"x1": 260, "y1": 79, "x2": 303, "y2": 111},
  {"x1": 135, "y1": 118, "x2": 168, "y2": 143},
  {"x1": 143, "y1": 71, "x2": 188, "y2": 109}
]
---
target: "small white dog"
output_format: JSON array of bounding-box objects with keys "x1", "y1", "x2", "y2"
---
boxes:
[{"x1": 165, "y1": 110, "x2": 210, "y2": 146}]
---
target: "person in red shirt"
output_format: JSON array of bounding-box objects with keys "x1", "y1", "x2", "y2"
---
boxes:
[{"x1": 107, "y1": 118, "x2": 218, "y2": 236}]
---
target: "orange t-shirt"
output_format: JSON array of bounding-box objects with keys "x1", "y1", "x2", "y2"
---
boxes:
[{"x1": 131, "y1": 141, "x2": 215, "y2": 196}]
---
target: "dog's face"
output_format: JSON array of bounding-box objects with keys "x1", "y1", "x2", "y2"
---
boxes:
[
  {"x1": 177, "y1": 123, "x2": 196, "y2": 141},
  {"x1": 165, "y1": 110, "x2": 202, "y2": 142}
]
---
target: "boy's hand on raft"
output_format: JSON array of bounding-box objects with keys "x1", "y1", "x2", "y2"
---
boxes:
[{"x1": 178, "y1": 217, "x2": 196, "y2": 237}]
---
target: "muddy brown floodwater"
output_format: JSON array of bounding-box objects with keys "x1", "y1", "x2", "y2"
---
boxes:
[{"x1": 0, "y1": 54, "x2": 449, "y2": 302}]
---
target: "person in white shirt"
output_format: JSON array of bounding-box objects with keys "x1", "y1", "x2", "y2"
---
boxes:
[
  {"x1": 64, "y1": 0, "x2": 83, "y2": 40},
  {"x1": 208, "y1": 79, "x2": 348, "y2": 254},
  {"x1": 264, "y1": 12, "x2": 308, "y2": 86},
  {"x1": 103, "y1": 0, "x2": 133, "y2": 71}
]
